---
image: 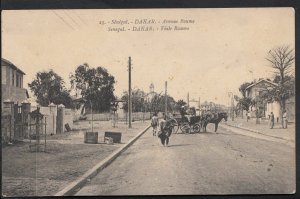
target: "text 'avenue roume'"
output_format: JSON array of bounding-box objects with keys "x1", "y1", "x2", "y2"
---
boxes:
[{"x1": 99, "y1": 18, "x2": 195, "y2": 33}]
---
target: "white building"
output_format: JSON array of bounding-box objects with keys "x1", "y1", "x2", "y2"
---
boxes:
[{"x1": 245, "y1": 78, "x2": 294, "y2": 121}]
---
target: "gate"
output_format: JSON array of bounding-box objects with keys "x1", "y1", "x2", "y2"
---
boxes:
[
  {"x1": 14, "y1": 104, "x2": 24, "y2": 141},
  {"x1": 1, "y1": 115, "x2": 12, "y2": 144}
]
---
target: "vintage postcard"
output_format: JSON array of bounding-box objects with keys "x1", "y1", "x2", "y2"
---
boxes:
[{"x1": 1, "y1": 8, "x2": 295, "y2": 196}]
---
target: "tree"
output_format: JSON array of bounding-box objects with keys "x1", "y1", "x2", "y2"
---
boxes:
[
  {"x1": 70, "y1": 63, "x2": 116, "y2": 112},
  {"x1": 174, "y1": 99, "x2": 187, "y2": 111},
  {"x1": 121, "y1": 89, "x2": 147, "y2": 112},
  {"x1": 151, "y1": 93, "x2": 175, "y2": 113},
  {"x1": 28, "y1": 70, "x2": 73, "y2": 108},
  {"x1": 121, "y1": 89, "x2": 176, "y2": 113},
  {"x1": 262, "y1": 46, "x2": 295, "y2": 127},
  {"x1": 235, "y1": 95, "x2": 254, "y2": 114},
  {"x1": 239, "y1": 82, "x2": 252, "y2": 98},
  {"x1": 235, "y1": 82, "x2": 254, "y2": 118}
]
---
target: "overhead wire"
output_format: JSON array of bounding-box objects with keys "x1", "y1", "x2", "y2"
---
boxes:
[
  {"x1": 62, "y1": 10, "x2": 81, "y2": 28},
  {"x1": 73, "y1": 10, "x2": 88, "y2": 25},
  {"x1": 52, "y1": 10, "x2": 75, "y2": 30}
]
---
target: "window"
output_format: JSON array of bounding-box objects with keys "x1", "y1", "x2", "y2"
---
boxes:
[
  {"x1": 16, "y1": 73, "x2": 19, "y2": 87},
  {"x1": 17, "y1": 73, "x2": 22, "y2": 88},
  {"x1": 12, "y1": 69, "x2": 15, "y2": 86}
]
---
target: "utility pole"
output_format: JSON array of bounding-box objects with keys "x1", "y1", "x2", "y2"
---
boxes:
[
  {"x1": 165, "y1": 81, "x2": 168, "y2": 117},
  {"x1": 228, "y1": 92, "x2": 234, "y2": 121},
  {"x1": 198, "y1": 97, "x2": 201, "y2": 116},
  {"x1": 187, "y1": 92, "x2": 189, "y2": 107},
  {"x1": 128, "y1": 57, "x2": 132, "y2": 128},
  {"x1": 231, "y1": 94, "x2": 234, "y2": 121}
]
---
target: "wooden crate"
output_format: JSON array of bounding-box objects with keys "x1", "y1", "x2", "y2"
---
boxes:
[
  {"x1": 104, "y1": 132, "x2": 122, "y2": 143},
  {"x1": 84, "y1": 132, "x2": 98, "y2": 144}
]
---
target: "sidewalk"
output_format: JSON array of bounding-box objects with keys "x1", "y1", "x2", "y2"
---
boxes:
[
  {"x1": 224, "y1": 117, "x2": 295, "y2": 142},
  {"x1": 2, "y1": 120, "x2": 150, "y2": 197}
]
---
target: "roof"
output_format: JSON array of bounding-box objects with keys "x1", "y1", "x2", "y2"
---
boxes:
[
  {"x1": 245, "y1": 79, "x2": 278, "y2": 90},
  {"x1": 1, "y1": 58, "x2": 26, "y2": 75}
]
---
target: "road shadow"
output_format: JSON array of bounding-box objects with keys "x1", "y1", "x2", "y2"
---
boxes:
[
  {"x1": 198, "y1": 131, "x2": 216, "y2": 135},
  {"x1": 168, "y1": 144, "x2": 192, "y2": 147},
  {"x1": 175, "y1": 132, "x2": 216, "y2": 135},
  {"x1": 215, "y1": 132, "x2": 230, "y2": 135}
]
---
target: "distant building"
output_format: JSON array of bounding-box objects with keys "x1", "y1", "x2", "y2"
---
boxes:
[
  {"x1": 1, "y1": 58, "x2": 29, "y2": 109},
  {"x1": 245, "y1": 78, "x2": 294, "y2": 121}
]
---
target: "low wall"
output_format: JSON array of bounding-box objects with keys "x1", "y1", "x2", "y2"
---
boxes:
[
  {"x1": 31, "y1": 106, "x2": 56, "y2": 134},
  {"x1": 84, "y1": 112, "x2": 151, "y2": 121},
  {"x1": 31, "y1": 106, "x2": 74, "y2": 134}
]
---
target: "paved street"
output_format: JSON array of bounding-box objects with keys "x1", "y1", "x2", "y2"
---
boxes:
[{"x1": 76, "y1": 124, "x2": 295, "y2": 195}]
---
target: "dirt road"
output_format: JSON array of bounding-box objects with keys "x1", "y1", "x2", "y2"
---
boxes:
[{"x1": 76, "y1": 125, "x2": 295, "y2": 195}]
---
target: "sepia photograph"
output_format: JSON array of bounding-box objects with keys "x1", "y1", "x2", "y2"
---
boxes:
[{"x1": 1, "y1": 8, "x2": 295, "y2": 196}]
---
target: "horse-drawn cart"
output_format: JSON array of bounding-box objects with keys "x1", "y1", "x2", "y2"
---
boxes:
[
  {"x1": 167, "y1": 112, "x2": 228, "y2": 134},
  {"x1": 169, "y1": 115, "x2": 202, "y2": 134}
]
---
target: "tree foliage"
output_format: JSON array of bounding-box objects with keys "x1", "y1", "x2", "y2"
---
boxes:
[
  {"x1": 235, "y1": 95, "x2": 254, "y2": 112},
  {"x1": 121, "y1": 89, "x2": 176, "y2": 113},
  {"x1": 235, "y1": 82, "x2": 254, "y2": 113},
  {"x1": 260, "y1": 76, "x2": 295, "y2": 105},
  {"x1": 174, "y1": 99, "x2": 187, "y2": 111},
  {"x1": 28, "y1": 70, "x2": 73, "y2": 108},
  {"x1": 121, "y1": 89, "x2": 146, "y2": 112},
  {"x1": 153, "y1": 94, "x2": 176, "y2": 113},
  {"x1": 239, "y1": 82, "x2": 252, "y2": 98},
  {"x1": 70, "y1": 63, "x2": 116, "y2": 112}
]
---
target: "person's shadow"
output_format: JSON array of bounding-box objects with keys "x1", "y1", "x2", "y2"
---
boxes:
[{"x1": 168, "y1": 144, "x2": 192, "y2": 147}]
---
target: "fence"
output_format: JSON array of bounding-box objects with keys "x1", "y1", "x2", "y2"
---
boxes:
[{"x1": 84, "y1": 111, "x2": 152, "y2": 122}]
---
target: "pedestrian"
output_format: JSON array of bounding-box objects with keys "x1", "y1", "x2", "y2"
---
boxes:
[
  {"x1": 247, "y1": 111, "x2": 250, "y2": 122},
  {"x1": 157, "y1": 116, "x2": 172, "y2": 147},
  {"x1": 180, "y1": 106, "x2": 186, "y2": 117},
  {"x1": 151, "y1": 112, "x2": 159, "y2": 136},
  {"x1": 283, "y1": 110, "x2": 288, "y2": 129},
  {"x1": 269, "y1": 112, "x2": 274, "y2": 129},
  {"x1": 255, "y1": 109, "x2": 260, "y2": 124}
]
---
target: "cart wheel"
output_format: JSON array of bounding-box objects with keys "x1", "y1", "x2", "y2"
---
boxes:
[
  {"x1": 180, "y1": 123, "x2": 190, "y2": 134},
  {"x1": 168, "y1": 118, "x2": 179, "y2": 134},
  {"x1": 193, "y1": 124, "x2": 201, "y2": 133}
]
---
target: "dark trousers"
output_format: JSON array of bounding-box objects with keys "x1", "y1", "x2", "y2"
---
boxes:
[{"x1": 160, "y1": 135, "x2": 169, "y2": 146}]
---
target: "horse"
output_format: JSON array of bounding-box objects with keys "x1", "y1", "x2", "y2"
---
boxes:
[{"x1": 202, "y1": 112, "x2": 228, "y2": 132}]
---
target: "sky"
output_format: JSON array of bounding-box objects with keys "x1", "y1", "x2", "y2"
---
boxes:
[{"x1": 2, "y1": 8, "x2": 295, "y2": 106}]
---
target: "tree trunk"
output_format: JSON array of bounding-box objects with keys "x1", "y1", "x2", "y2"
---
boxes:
[{"x1": 280, "y1": 99, "x2": 286, "y2": 128}]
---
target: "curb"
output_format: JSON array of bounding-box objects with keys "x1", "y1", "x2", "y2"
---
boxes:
[
  {"x1": 54, "y1": 125, "x2": 151, "y2": 196},
  {"x1": 224, "y1": 123, "x2": 291, "y2": 142},
  {"x1": 225, "y1": 123, "x2": 259, "y2": 134}
]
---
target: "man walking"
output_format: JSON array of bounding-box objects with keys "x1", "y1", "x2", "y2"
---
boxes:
[
  {"x1": 158, "y1": 116, "x2": 172, "y2": 147},
  {"x1": 269, "y1": 112, "x2": 274, "y2": 129},
  {"x1": 151, "y1": 112, "x2": 159, "y2": 136}
]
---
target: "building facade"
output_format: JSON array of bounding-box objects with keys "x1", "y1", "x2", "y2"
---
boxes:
[
  {"x1": 245, "y1": 79, "x2": 295, "y2": 122},
  {"x1": 1, "y1": 58, "x2": 28, "y2": 109}
]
